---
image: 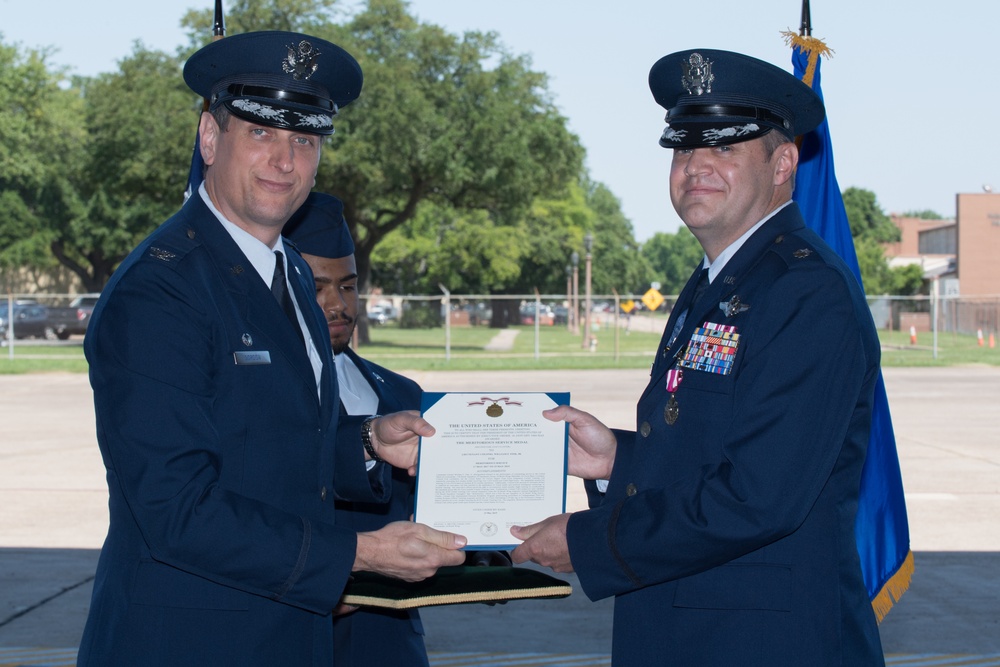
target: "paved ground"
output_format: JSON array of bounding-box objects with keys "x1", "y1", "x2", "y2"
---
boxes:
[{"x1": 1, "y1": 367, "x2": 999, "y2": 665}]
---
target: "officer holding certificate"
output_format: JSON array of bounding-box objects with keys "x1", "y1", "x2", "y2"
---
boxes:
[
  {"x1": 511, "y1": 49, "x2": 885, "y2": 666},
  {"x1": 78, "y1": 31, "x2": 465, "y2": 666}
]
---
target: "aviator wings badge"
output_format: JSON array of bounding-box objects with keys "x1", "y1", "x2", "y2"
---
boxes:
[{"x1": 719, "y1": 296, "x2": 750, "y2": 318}]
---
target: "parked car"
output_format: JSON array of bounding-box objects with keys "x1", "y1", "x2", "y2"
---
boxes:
[
  {"x1": 519, "y1": 303, "x2": 555, "y2": 326},
  {"x1": 63, "y1": 293, "x2": 101, "y2": 337},
  {"x1": 368, "y1": 304, "x2": 398, "y2": 325},
  {"x1": 0, "y1": 302, "x2": 56, "y2": 340},
  {"x1": 0, "y1": 294, "x2": 100, "y2": 340}
]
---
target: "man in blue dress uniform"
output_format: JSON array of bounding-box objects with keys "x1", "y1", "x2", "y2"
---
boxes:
[
  {"x1": 511, "y1": 49, "x2": 885, "y2": 666},
  {"x1": 286, "y1": 194, "x2": 510, "y2": 666},
  {"x1": 286, "y1": 193, "x2": 431, "y2": 665},
  {"x1": 78, "y1": 31, "x2": 466, "y2": 666}
]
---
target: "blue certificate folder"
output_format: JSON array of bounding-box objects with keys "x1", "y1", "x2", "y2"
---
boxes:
[{"x1": 416, "y1": 392, "x2": 570, "y2": 550}]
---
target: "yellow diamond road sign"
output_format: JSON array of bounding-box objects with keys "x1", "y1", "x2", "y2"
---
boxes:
[
  {"x1": 642, "y1": 288, "x2": 664, "y2": 312},
  {"x1": 621, "y1": 299, "x2": 636, "y2": 313}
]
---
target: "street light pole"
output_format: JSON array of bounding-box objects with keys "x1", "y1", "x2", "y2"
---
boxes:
[
  {"x1": 565, "y1": 264, "x2": 573, "y2": 332},
  {"x1": 582, "y1": 232, "x2": 593, "y2": 350},
  {"x1": 571, "y1": 251, "x2": 580, "y2": 335}
]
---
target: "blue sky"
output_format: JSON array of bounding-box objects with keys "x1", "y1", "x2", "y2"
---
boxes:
[{"x1": 4, "y1": 0, "x2": 998, "y2": 241}]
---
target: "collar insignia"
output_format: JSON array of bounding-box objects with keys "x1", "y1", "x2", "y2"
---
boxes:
[
  {"x1": 283, "y1": 40, "x2": 321, "y2": 80},
  {"x1": 242, "y1": 333, "x2": 253, "y2": 347},
  {"x1": 681, "y1": 53, "x2": 714, "y2": 95}
]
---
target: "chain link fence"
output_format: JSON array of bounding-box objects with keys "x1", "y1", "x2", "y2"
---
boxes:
[{"x1": 5, "y1": 291, "x2": 999, "y2": 361}]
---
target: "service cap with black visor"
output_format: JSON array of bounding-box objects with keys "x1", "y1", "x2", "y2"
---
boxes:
[
  {"x1": 649, "y1": 48, "x2": 825, "y2": 149},
  {"x1": 183, "y1": 30, "x2": 363, "y2": 136}
]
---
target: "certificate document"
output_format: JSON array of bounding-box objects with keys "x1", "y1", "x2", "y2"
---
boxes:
[{"x1": 415, "y1": 392, "x2": 570, "y2": 549}]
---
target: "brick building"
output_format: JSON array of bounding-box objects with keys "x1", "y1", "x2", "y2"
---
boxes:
[{"x1": 885, "y1": 192, "x2": 999, "y2": 334}]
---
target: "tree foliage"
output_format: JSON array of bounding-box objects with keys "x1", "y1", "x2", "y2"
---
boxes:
[
  {"x1": 843, "y1": 188, "x2": 928, "y2": 296},
  {"x1": 320, "y1": 0, "x2": 584, "y2": 295},
  {"x1": 900, "y1": 209, "x2": 946, "y2": 220},
  {"x1": 65, "y1": 46, "x2": 197, "y2": 290},
  {"x1": 0, "y1": 40, "x2": 85, "y2": 281},
  {"x1": 843, "y1": 187, "x2": 899, "y2": 244},
  {"x1": 640, "y1": 226, "x2": 703, "y2": 295},
  {"x1": 3, "y1": 0, "x2": 644, "y2": 309}
]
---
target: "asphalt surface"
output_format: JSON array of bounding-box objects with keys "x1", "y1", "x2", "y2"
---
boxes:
[{"x1": 1, "y1": 366, "x2": 999, "y2": 665}]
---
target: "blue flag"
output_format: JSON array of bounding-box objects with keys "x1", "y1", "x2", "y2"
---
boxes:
[
  {"x1": 786, "y1": 33, "x2": 913, "y2": 622},
  {"x1": 184, "y1": 131, "x2": 204, "y2": 202}
]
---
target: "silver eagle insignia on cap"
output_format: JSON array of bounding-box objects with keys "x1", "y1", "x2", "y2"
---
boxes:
[
  {"x1": 283, "y1": 40, "x2": 321, "y2": 80},
  {"x1": 681, "y1": 53, "x2": 713, "y2": 95}
]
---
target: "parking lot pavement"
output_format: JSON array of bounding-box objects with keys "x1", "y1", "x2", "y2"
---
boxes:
[{"x1": 1, "y1": 367, "x2": 999, "y2": 661}]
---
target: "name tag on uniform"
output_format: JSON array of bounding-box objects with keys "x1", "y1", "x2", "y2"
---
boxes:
[{"x1": 234, "y1": 351, "x2": 271, "y2": 365}]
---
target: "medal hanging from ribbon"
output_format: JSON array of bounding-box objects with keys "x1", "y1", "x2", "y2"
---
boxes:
[{"x1": 664, "y1": 368, "x2": 683, "y2": 426}]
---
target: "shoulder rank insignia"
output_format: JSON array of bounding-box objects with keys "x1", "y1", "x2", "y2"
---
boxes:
[
  {"x1": 792, "y1": 248, "x2": 813, "y2": 259},
  {"x1": 148, "y1": 247, "x2": 177, "y2": 262},
  {"x1": 720, "y1": 296, "x2": 750, "y2": 317}
]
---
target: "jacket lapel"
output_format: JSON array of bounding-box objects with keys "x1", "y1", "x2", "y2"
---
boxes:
[
  {"x1": 643, "y1": 204, "x2": 808, "y2": 402},
  {"x1": 184, "y1": 199, "x2": 321, "y2": 398}
]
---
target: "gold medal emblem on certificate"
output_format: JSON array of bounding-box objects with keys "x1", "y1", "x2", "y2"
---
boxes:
[{"x1": 486, "y1": 402, "x2": 504, "y2": 418}]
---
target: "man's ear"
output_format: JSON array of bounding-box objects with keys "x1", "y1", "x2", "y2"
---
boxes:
[
  {"x1": 198, "y1": 112, "x2": 219, "y2": 167},
  {"x1": 773, "y1": 142, "x2": 799, "y2": 187}
]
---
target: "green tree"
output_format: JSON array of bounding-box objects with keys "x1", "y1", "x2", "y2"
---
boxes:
[
  {"x1": 60, "y1": 46, "x2": 198, "y2": 290},
  {"x1": 842, "y1": 187, "x2": 899, "y2": 243},
  {"x1": 585, "y1": 181, "x2": 655, "y2": 296},
  {"x1": 0, "y1": 39, "x2": 86, "y2": 285},
  {"x1": 371, "y1": 178, "x2": 649, "y2": 326},
  {"x1": 324, "y1": 0, "x2": 583, "y2": 295},
  {"x1": 900, "y1": 209, "x2": 946, "y2": 220},
  {"x1": 641, "y1": 226, "x2": 703, "y2": 295}
]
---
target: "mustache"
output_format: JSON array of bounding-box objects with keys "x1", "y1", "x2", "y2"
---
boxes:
[{"x1": 327, "y1": 313, "x2": 354, "y2": 326}]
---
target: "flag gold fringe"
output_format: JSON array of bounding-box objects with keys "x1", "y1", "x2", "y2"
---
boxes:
[
  {"x1": 870, "y1": 550, "x2": 914, "y2": 623},
  {"x1": 781, "y1": 32, "x2": 834, "y2": 89}
]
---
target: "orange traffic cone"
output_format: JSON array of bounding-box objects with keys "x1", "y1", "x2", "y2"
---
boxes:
[
  {"x1": 978, "y1": 329, "x2": 984, "y2": 346},
  {"x1": 990, "y1": 333, "x2": 996, "y2": 349},
  {"x1": 909, "y1": 326, "x2": 917, "y2": 345}
]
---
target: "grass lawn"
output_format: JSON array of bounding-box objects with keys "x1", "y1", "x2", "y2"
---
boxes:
[{"x1": 2, "y1": 324, "x2": 998, "y2": 373}]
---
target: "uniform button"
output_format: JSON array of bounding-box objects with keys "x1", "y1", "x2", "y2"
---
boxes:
[
  {"x1": 320, "y1": 486, "x2": 327, "y2": 501},
  {"x1": 625, "y1": 483, "x2": 637, "y2": 496},
  {"x1": 639, "y1": 422, "x2": 651, "y2": 437}
]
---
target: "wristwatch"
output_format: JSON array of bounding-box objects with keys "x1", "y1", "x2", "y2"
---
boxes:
[{"x1": 361, "y1": 415, "x2": 382, "y2": 462}]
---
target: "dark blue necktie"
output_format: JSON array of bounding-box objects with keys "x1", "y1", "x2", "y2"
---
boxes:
[
  {"x1": 691, "y1": 267, "x2": 710, "y2": 307},
  {"x1": 272, "y1": 251, "x2": 303, "y2": 344}
]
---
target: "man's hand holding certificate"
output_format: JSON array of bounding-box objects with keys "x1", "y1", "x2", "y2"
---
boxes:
[{"x1": 415, "y1": 392, "x2": 569, "y2": 549}]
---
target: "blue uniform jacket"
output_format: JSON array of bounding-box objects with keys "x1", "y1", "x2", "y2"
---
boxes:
[
  {"x1": 332, "y1": 348, "x2": 429, "y2": 667},
  {"x1": 78, "y1": 194, "x2": 391, "y2": 666},
  {"x1": 567, "y1": 204, "x2": 885, "y2": 666}
]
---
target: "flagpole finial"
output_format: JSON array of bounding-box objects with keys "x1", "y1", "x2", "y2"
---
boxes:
[
  {"x1": 800, "y1": 0, "x2": 812, "y2": 36},
  {"x1": 213, "y1": 0, "x2": 226, "y2": 39}
]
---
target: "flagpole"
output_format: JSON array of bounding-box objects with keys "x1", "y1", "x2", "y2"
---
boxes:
[
  {"x1": 800, "y1": 0, "x2": 811, "y2": 36},
  {"x1": 203, "y1": 0, "x2": 227, "y2": 111},
  {"x1": 186, "y1": 1, "x2": 225, "y2": 200}
]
